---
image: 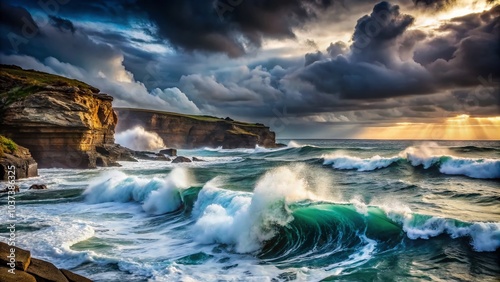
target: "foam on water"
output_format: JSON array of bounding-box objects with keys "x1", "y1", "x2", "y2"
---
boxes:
[
  {"x1": 192, "y1": 166, "x2": 319, "y2": 253},
  {"x1": 322, "y1": 143, "x2": 500, "y2": 179},
  {"x1": 84, "y1": 168, "x2": 191, "y2": 214},
  {"x1": 377, "y1": 202, "x2": 500, "y2": 252},
  {"x1": 323, "y1": 154, "x2": 400, "y2": 171}
]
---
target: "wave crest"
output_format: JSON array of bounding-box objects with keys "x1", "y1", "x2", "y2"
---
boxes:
[
  {"x1": 322, "y1": 144, "x2": 500, "y2": 179},
  {"x1": 84, "y1": 168, "x2": 191, "y2": 215}
]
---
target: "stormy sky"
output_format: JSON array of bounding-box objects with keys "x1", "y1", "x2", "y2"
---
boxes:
[{"x1": 0, "y1": 0, "x2": 499, "y2": 139}]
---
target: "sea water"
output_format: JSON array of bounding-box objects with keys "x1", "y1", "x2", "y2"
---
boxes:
[{"x1": 1, "y1": 140, "x2": 499, "y2": 281}]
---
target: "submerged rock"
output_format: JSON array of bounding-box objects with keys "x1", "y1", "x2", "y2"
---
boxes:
[{"x1": 192, "y1": 157, "x2": 205, "y2": 162}]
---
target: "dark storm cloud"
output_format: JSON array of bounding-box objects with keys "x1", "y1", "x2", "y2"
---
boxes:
[
  {"x1": 134, "y1": 0, "x2": 335, "y2": 57},
  {"x1": 0, "y1": 2, "x2": 38, "y2": 32},
  {"x1": 49, "y1": 16, "x2": 75, "y2": 33},
  {"x1": 0, "y1": 2, "x2": 39, "y2": 51},
  {"x1": 294, "y1": 1, "x2": 434, "y2": 99}
]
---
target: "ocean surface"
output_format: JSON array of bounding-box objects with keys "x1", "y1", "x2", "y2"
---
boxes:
[{"x1": 1, "y1": 140, "x2": 499, "y2": 281}]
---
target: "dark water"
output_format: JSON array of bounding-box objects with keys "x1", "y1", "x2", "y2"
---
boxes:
[{"x1": 1, "y1": 140, "x2": 499, "y2": 281}]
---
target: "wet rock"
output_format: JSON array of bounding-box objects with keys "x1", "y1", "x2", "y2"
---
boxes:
[
  {"x1": 0, "y1": 185, "x2": 19, "y2": 193},
  {"x1": 159, "y1": 148, "x2": 177, "y2": 156},
  {"x1": 172, "y1": 156, "x2": 192, "y2": 163},
  {"x1": 60, "y1": 269, "x2": 92, "y2": 282},
  {"x1": 26, "y1": 258, "x2": 69, "y2": 282},
  {"x1": 0, "y1": 242, "x2": 31, "y2": 271},
  {"x1": 0, "y1": 266, "x2": 36, "y2": 282},
  {"x1": 192, "y1": 157, "x2": 205, "y2": 162},
  {"x1": 29, "y1": 184, "x2": 47, "y2": 190}
]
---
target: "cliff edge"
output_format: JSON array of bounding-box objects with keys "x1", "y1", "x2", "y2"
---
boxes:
[
  {"x1": 0, "y1": 135, "x2": 37, "y2": 180},
  {"x1": 115, "y1": 108, "x2": 282, "y2": 149},
  {"x1": 0, "y1": 65, "x2": 118, "y2": 168}
]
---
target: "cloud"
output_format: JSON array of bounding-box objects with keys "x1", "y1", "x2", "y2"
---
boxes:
[
  {"x1": 0, "y1": 5, "x2": 201, "y2": 114},
  {"x1": 134, "y1": 0, "x2": 335, "y2": 57},
  {"x1": 49, "y1": 15, "x2": 75, "y2": 33}
]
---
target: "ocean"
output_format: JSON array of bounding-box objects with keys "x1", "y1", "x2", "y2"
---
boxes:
[{"x1": 1, "y1": 140, "x2": 499, "y2": 281}]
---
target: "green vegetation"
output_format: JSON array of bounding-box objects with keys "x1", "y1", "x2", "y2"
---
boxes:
[
  {"x1": 0, "y1": 135, "x2": 18, "y2": 157},
  {"x1": 227, "y1": 127, "x2": 258, "y2": 136},
  {"x1": 0, "y1": 64, "x2": 98, "y2": 106}
]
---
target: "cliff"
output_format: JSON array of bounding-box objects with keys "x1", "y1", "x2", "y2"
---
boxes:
[
  {"x1": 0, "y1": 135, "x2": 38, "y2": 180},
  {"x1": 0, "y1": 65, "x2": 118, "y2": 168},
  {"x1": 115, "y1": 108, "x2": 281, "y2": 149}
]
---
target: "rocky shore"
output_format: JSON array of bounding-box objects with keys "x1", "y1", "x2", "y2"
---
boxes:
[
  {"x1": 0, "y1": 65, "x2": 282, "y2": 172},
  {"x1": 0, "y1": 242, "x2": 91, "y2": 282},
  {"x1": 115, "y1": 108, "x2": 283, "y2": 149}
]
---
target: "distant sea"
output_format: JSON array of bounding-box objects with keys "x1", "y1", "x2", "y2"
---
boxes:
[{"x1": 1, "y1": 139, "x2": 499, "y2": 281}]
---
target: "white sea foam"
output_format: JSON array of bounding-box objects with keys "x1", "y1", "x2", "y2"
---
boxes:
[
  {"x1": 322, "y1": 143, "x2": 500, "y2": 179},
  {"x1": 376, "y1": 202, "x2": 500, "y2": 252},
  {"x1": 84, "y1": 168, "x2": 191, "y2": 214},
  {"x1": 192, "y1": 166, "x2": 318, "y2": 253},
  {"x1": 323, "y1": 154, "x2": 400, "y2": 171}
]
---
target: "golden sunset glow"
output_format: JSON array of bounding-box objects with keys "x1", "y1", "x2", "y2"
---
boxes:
[
  {"x1": 355, "y1": 115, "x2": 500, "y2": 140},
  {"x1": 414, "y1": 0, "x2": 493, "y2": 29}
]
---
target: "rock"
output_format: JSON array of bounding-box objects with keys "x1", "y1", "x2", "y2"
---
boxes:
[
  {"x1": 0, "y1": 242, "x2": 32, "y2": 271},
  {"x1": 154, "y1": 153, "x2": 170, "y2": 161},
  {"x1": 60, "y1": 269, "x2": 92, "y2": 282},
  {"x1": 115, "y1": 108, "x2": 281, "y2": 149},
  {"x1": 132, "y1": 151, "x2": 170, "y2": 161},
  {"x1": 159, "y1": 148, "x2": 177, "y2": 156},
  {"x1": 0, "y1": 185, "x2": 19, "y2": 193},
  {"x1": 192, "y1": 157, "x2": 204, "y2": 162},
  {"x1": 95, "y1": 144, "x2": 137, "y2": 163},
  {"x1": 0, "y1": 65, "x2": 117, "y2": 169},
  {"x1": 26, "y1": 258, "x2": 69, "y2": 282},
  {"x1": 29, "y1": 184, "x2": 47, "y2": 190},
  {"x1": 0, "y1": 241, "x2": 92, "y2": 282},
  {"x1": 172, "y1": 156, "x2": 192, "y2": 163},
  {"x1": 0, "y1": 138, "x2": 38, "y2": 181},
  {"x1": 0, "y1": 266, "x2": 36, "y2": 282}
]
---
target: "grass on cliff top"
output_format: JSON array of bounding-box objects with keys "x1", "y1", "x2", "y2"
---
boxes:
[
  {"x1": 0, "y1": 135, "x2": 18, "y2": 157},
  {"x1": 227, "y1": 127, "x2": 258, "y2": 136},
  {"x1": 0, "y1": 65, "x2": 98, "y2": 106},
  {"x1": 116, "y1": 107, "x2": 267, "y2": 127}
]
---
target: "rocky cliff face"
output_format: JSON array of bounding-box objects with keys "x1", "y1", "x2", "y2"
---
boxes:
[
  {"x1": 0, "y1": 65, "x2": 118, "y2": 168},
  {"x1": 0, "y1": 136, "x2": 38, "y2": 180},
  {"x1": 116, "y1": 108, "x2": 281, "y2": 149}
]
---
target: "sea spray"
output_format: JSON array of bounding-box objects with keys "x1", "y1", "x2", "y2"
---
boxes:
[
  {"x1": 192, "y1": 165, "x2": 321, "y2": 253},
  {"x1": 84, "y1": 168, "x2": 192, "y2": 214},
  {"x1": 115, "y1": 126, "x2": 165, "y2": 151}
]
